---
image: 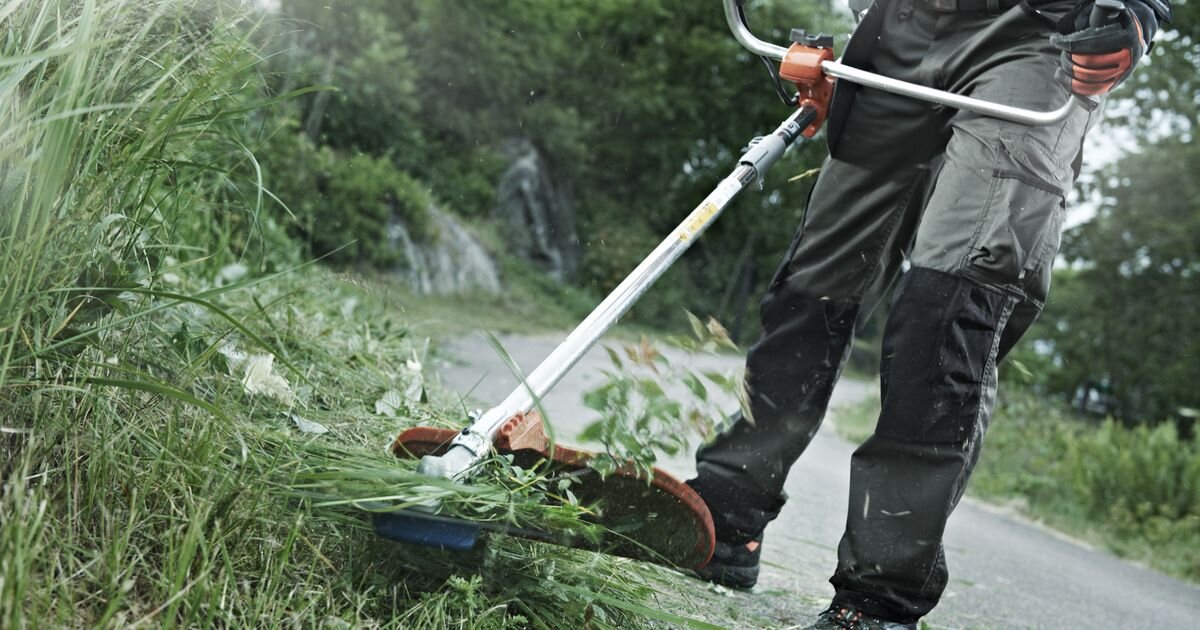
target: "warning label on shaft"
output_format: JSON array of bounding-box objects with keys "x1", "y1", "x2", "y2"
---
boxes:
[{"x1": 679, "y1": 202, "x2": 720, "y2": 241}]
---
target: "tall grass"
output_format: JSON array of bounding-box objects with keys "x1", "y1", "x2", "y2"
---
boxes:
[
  {"x1": 1, "y1": 0, "x2": 278, "y2": 386},
  {"x1": 1, "y1": 1, "x2": 308, "y2": 625},
  {"x1": 0, "y1": 1, "x2": 721, "y2": 627}
]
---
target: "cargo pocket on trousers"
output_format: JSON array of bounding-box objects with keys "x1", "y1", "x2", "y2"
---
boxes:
[
  {"x1": 876, "y1": 268, "x2": 1006, "y2": 443},
  {"x1": 962, "y1": 169, "x2": 1065, "y2": 290}
]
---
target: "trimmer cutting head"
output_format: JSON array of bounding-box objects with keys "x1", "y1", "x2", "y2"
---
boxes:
[{"x1": 374, "y1": 412, "x2": 716, "y2": 569}]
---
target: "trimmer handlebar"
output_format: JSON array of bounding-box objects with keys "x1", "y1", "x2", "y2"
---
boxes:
[{"x1": 723, "y1": 0, "x2": 1093, "y2": 127}]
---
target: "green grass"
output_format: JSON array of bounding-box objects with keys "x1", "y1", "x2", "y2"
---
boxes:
[
  {"x1": 0, "y1": 2, "x2": 726, "y2": 627},
  {"x1": 4, "y1": 264, "x2": 696, "y2": 627},
  {"x1": 374, "y1": 258, "x2": 717, "y2": 347},
  {"x1": 829, "y1": 391, "x2": 878, "y2": 445},
  {"x1": 358, "y1": 266, "x2": 589, "y2": 339},
  {"x1": 830, "y1": 390, "x2": 1200, "y2": 583}
]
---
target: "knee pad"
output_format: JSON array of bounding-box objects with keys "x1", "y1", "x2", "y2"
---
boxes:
[{"x1": 875, "y1": 267, "x2": 1013, "y2": 443}]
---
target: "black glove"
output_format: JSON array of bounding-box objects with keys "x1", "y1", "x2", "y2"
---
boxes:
[{"x1": 1050, "y1": 0, "x2": 1162, "y2": 95}]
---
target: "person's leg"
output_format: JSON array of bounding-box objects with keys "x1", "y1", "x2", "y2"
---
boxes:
[
  {"x1": 829, "y1": 2, "x2": 1095, "y2": 622},
  {"x1": 689, "y1": 2, "x2": 953, "y2": 544}
]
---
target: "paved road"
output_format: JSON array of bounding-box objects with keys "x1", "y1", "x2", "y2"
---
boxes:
[{"x1": 434, "y1": 332, "x2": 1200, "y2": 629}]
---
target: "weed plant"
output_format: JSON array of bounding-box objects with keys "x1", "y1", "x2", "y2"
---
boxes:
[
  {"x1": 582, "y1": 314, "x2": 749, "y2": 479},
  {"x1": 972, "y1": 392, "x2": 1200, "y2": 582}
]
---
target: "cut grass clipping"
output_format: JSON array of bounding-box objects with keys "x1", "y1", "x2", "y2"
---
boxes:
[{"x1": 0, "y1": 0, "x2": 720, "y2": 627}]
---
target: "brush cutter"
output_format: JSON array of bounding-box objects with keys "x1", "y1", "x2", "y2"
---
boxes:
[{"x1": 374, "y1": 0, "x2": 1093, "y2": 570}]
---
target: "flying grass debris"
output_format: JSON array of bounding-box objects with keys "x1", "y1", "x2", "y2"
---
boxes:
[
  {"x1": 242, "y1": 353, "x2": 296, "y2": 405},
  {"x1": 292, "y1": 414, "x2": 330, "y2": 434}
]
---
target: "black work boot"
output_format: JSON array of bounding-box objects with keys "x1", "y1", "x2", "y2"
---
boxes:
[
  {"x1": 805, "y1": 605, "x2": 917, "y2": 630},
  {"x1": 693, "y1": 534, "x2": 762, "y2": 589}
]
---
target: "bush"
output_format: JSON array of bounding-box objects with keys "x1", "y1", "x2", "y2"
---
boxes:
[
  {"x1": 422, "y1": 146, "x2": 509, "y2": 217},
  {"x1": 973, "y1": 392, "x2": 1200, "y2": 581},
  {"x1": 1067, "y1": 421, "x2": 1200, "y2": 523},
  {"x1": 265, "y1": 0, "x2": 424, "y2": 161},
  {"x1": 257, "y1": 120, "x2": 435, "y2": 266}
]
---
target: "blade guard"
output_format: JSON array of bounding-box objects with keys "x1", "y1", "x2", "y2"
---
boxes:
[
  {"x1": 779, "y1": 35, "x2": 835, "y2": 137},
  {"x1": 391, "y1": 412, "x2": 716, "y2": 570}
]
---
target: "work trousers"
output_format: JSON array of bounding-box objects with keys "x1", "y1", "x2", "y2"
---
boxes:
[{"x1": 690, "y1": 0, "x2": 1095, "y2": 622}]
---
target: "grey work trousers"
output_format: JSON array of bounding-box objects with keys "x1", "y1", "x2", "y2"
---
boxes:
[{"x1": 690, "y1": 0, "x2": 1095, "y2": 622}]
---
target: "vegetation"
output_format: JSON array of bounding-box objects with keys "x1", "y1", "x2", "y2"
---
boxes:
[
  {"x1": 1009, "y1": 134, "x2": 1200, "y2": 428},
  {"x1": 581, "y1": 315, "x2": 747, "y2": 479},
  {"x1": 257, "y1": 0, "x2": 844, "y2": 334},
  {"x1": 1005, "y1": 4, "x2": 1200, "y2": 427},
  {"x1": 257, "y1": 124, "x2": 436, "y2": 266},
  {"x1": 4, "y1": 0, "x2": 1198, "y2": 625},
  {"x1": 0, "y1": 1, "x2": 720, "y2": 627}
]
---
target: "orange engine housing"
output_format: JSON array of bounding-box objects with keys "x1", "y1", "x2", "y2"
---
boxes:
[{"x1": 778, "y1": 42, "x2": 835, "y2": 138}]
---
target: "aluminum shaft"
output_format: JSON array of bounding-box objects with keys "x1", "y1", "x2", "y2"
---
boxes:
[
  {"x1": 418, "y1": 107, "x2": 814, "y2": 480},
  {"x1": 820, "y1": 61, "x2": 1085, "y2": 126}
]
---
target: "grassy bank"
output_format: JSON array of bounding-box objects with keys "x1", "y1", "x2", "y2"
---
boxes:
[
  {"x1": 4, "y1": 262, "x2": 719, "y2": 627},
  {"x1": 831, "y1": 390, "x2": 1200, "y2": 582},
  {"x1": 0, "y1": 1, "x2": 719, "y2": 627}
]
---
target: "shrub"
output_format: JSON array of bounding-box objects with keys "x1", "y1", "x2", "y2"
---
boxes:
[
  {"x1": 973, "y1": 392, "x2": 1200, "y2": 581},
  {"x1": 257, "y1": 120, "x2": 435, "y2": 266}
]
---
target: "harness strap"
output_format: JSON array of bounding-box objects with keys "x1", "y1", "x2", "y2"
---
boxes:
[{"x1": 923, "y1": 0, "x2": 1021, "y2": 12}]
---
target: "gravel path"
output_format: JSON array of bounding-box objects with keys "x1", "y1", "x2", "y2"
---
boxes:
[{"x1": 434, "y1": 332, "x2": 1200, "y2": 629}]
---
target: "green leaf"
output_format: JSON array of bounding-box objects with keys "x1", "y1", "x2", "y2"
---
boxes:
[
  {"x1": 604, "y1": 345, "x2": 624, "y2": 370},
  {"x1": 683, "y1": 372, "x2": 708, "y2": 402},
  {"x1": 702, "y1": 370, "x2": 736, "y2": 392},
  {"x1": 636, "y1": 378, "x2": 665, "y2": 398},
  {"x1": 85, "y1": 377, "x2": 228, "y2": 422},
  {"x1": 686, "y1": 310, "x2": 707, "y2": 343}
]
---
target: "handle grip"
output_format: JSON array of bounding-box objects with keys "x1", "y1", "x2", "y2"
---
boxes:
[{"x1": 1089, "y1": 0, "x2": 1126, "y2": 27}]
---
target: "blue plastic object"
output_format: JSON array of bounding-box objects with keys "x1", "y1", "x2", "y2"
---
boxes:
[{"x1": 372, "y1": 510, "x2": 481, "y2": 552}]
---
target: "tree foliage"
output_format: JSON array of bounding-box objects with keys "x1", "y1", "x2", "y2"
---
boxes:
[
  {"x1": 260, "y1": 0, "x2": 845, "y2": 329},
  {"x1": 1027, "y1": 136, "x2": 1200, "y2": 425},
  {"x1": 1110, "y1": 2, "x2": 1200, "y2": 137}
]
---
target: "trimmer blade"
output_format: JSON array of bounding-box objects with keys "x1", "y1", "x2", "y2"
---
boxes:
[
  {"x1": 372, "y1": 509, "x2": 482, "y2": 551},
  {"x1": 389, "y1": 412, "x2": 716, "y2": 569}
]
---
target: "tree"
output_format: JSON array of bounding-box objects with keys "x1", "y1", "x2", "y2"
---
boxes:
[
  {"x1": 268, "y1": 0, "x2": 424, "y2": 159},
  {"x1": 1045, "y1": 137, "x2": 1200, "y2": 424},
  {"x1": 404, "y1": 0, "x2": 845, "y2": 326}
]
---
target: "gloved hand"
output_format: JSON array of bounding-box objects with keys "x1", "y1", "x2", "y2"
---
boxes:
[{"x1": 1050, "y1": 0, "x2": 1160, "y2": 96}]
